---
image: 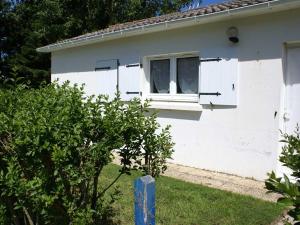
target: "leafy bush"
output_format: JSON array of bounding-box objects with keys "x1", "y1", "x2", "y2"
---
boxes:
[
  {"x1": 266, "y1": 127, "x2": 300, "y2": 225},
  {"x1": 0, "y1": 83, "x2": 174, "y2": 225}
]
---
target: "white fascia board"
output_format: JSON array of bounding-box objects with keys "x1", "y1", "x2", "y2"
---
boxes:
[{"x1": 36, "y1": 0, "x2": 300, "y2": 53}]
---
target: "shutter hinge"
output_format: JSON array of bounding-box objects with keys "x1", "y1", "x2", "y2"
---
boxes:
[
  {"x1": 199, "y1": 92, "x2": 221, "y2": 96},
  {"x1": 126, "y1": 91, "x2": 142, "y2": 96},
  {"x1": 95, "y1": 66, "x2": 111, "y2": 71},
  {"x1": 200, "y1": 57, "x2": 222, "y2": 62},
  {"x1": 126, "y1": 63, "x2": 140, "y2": 68}
]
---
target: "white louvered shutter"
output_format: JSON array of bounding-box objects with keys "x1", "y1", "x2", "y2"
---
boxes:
[
  {"x1": 52, "y1": 59, "x2": 118, "y2": 99},
  {"x1": 94, "y1": 59, "x2": 118, "y2": 99},
  {"x1": 199, "y1": 51, "x2": 238, "y2": 106},
  {"x1": 119, "y1": 62, "x2": 142, "y2": 101}
]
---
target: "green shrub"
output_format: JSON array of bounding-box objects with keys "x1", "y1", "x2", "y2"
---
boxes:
[
  {"x1": 266, "y1": 127, "x2": 300, "y2": 225},
  {"x1": 0, "y1": 83, "x2": 174, "y2": 225}
]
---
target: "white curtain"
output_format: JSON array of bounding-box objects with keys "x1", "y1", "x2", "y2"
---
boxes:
[
  {"x1": 150, "y1": 59, "x2": 170, "y2": 93},
  {"x1": 177, "y1": 57, "x2": 199, "y2": 94}
]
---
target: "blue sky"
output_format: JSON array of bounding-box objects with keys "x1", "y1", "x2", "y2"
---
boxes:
[
  {"x1": 203, "y1": 0, "x2": 225, "y2": 4},
  {"x1": 183, "y1": 0, "x2": 225, "y2": 11}
]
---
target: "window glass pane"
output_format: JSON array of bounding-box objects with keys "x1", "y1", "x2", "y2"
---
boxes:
[
  {"x1": 150, "y1": 59, "x2": 170, "y2": 93},
  {"x1": 177, "y1": 57, "x2": 199, "y2": 94}
]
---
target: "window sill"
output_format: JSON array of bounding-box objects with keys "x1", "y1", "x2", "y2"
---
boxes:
[
  {"x1": 147, "y1": 94, "x2": 198, "y2": 102},
  {"x1": 148, "y1": 101, "x2": 202, "y2": 111}
]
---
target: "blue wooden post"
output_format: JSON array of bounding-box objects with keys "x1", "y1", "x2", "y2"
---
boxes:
[{"x1": 134, "y1": 175, "x2": 155, "y2": 225}]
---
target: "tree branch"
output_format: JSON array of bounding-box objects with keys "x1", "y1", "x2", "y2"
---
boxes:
[
  {"x1": 23, "y1": 207, "x2": 34, "y2": 225},
  {"x1": 98, "y1": 171, "x2": 123, "y2": 198},
  {"x1": 91, "y1": 162, "x2": 103, "y2": 210}
]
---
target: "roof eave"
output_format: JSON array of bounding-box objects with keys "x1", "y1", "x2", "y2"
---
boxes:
[{"x1": 36, "y1": 0, "x2": 300, "y2": 53}]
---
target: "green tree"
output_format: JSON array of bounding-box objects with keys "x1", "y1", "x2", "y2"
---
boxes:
[
  {"x1": 266, "y1": 127, "x2": 300, "y2": 225},
  {"x1": 1, "y1": 0, "x2": 65, "y2": 87},
  {"x1": 0, "y1": 83, "x2": 174, "y2": 224},
  {"x1": 1, "y1": 0, "x2": 196, "y2": 87}
]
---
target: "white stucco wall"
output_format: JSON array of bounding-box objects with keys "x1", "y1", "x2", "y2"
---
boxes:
[{"x1": 51, "y1": 8, "x2": 300, "y2": 180}]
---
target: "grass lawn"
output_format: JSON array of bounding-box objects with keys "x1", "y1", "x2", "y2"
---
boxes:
[{"x1": 100, "y1": 164, "x2": 284, "y2": 225}]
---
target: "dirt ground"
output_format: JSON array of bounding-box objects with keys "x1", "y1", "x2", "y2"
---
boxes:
[{"x1": 163, "y1": 162, "x2": 279, "y2": 202}]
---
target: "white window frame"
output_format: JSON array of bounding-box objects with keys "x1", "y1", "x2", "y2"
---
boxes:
[{"x1": 145, "y1": 52, "x2": 200, "y2": 103}]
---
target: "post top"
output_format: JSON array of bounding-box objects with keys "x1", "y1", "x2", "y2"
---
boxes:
[{"x1": 139, "y1": 175, "x2": 155, "y2": 184}]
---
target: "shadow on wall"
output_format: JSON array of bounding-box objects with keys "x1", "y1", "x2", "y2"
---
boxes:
[
  {"x1": 156, "y1": 110, "x2": 202, "y2": 121},
  {"x1": 202, "y1": 105, "x2": 236, "y2": 110}
]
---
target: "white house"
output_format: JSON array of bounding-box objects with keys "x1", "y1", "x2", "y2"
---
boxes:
[{"x1": 37, "y1": 0, "x2": 300, "y2": 180}]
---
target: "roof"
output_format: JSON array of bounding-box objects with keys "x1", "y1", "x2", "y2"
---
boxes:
[
  {"x1": 37, "y1": 0, "x2": 299, "y2": 52},
  {"x1": 67, "y1": 0, "x2": 273, "y2": 41}
]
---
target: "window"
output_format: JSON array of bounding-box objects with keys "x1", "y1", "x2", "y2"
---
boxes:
[
  {"x1": 148, "y1": 54, "x2": 199, "y2": 102},
  {"x1": 146, "y1": 51, "x2": 238, "y2": 107},
  {"x1": 177, "y1": 57, "x2": 199, "y2": 94},
  {"x1": 150, "y1": 59, "x2": 170, "y2": 93}
]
